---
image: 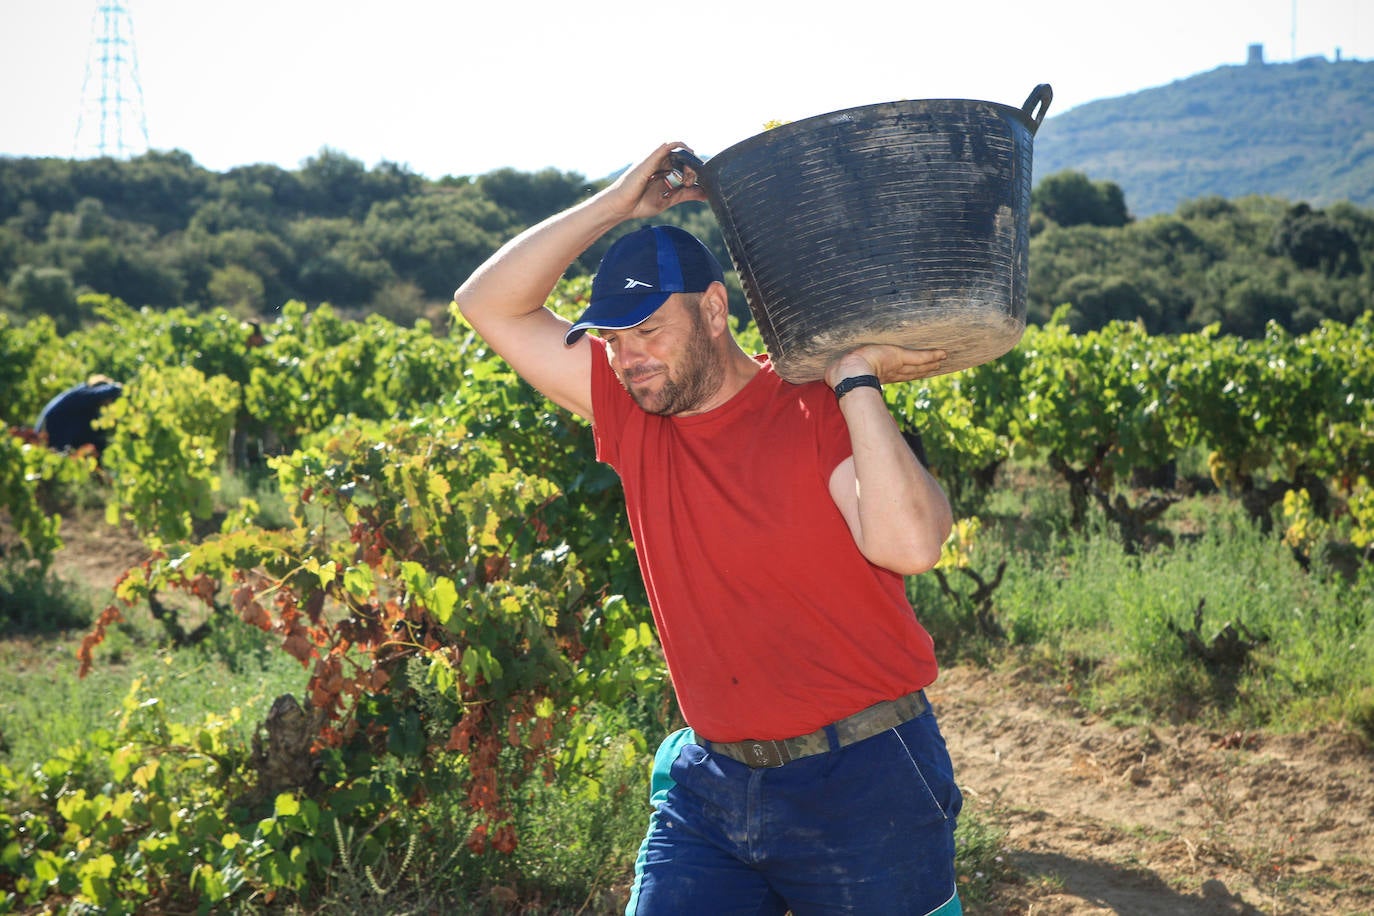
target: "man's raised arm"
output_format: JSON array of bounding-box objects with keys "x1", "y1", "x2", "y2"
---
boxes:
[{"x1": 452, "y1": 143, "x2": 707, "y2": 420}]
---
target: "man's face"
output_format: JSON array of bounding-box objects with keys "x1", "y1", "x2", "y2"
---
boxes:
[{"x1": 599, "y1": 293, "x2": 723, "y2": 416}]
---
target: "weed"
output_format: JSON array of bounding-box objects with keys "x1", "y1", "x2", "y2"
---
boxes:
[
  {"x1": 1196, "y1": 762, "x2": 1242, "y2": 835},
  {"x1": 0, "y1": 565, "x2": 95, "y2": 635},
  {"x1": 217, "y1": 460, "x2": 293, "y2": 530},
  {"x1": 954, "y1": 798, "x2": 1015, "y2": 903},
  {"x1": 330, "y1": 815, "x2": 424, "y2": 904}
]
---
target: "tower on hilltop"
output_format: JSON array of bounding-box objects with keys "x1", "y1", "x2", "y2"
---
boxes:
[{"x1": 74, "y1": 0, "x2": 150, "y2": 159}]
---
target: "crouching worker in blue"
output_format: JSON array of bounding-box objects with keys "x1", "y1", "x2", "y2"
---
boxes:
[
  {"x1": 454, "y1": 142, "x2": 963, "y2": 915},
  {"x1": 34, "y1": 374, "x2": 123, "y2": 456}
]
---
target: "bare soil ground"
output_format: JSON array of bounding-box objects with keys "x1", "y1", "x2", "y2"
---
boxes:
[
  {"x1": 47, "y1": 508, "x2": 149, "y2": 594},
  {"x1": 930, "y1": 665, "x2": 1374, "y2": 915}
]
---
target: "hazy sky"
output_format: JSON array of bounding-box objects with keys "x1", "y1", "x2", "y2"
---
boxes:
[{"x1": 1, "y1": 0, "x2": 1368, "y2": 180}]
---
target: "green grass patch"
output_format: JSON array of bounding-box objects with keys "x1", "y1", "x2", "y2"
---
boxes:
[
  {"x1": 929, "y1": 484, "x2": 1374, "y2": 737},
  {"x1": 0, "y1": 565, "x2": 96, "y2": 636},
  {"x1": 216, "y1": 460, "x2": 295, "y2": 531},
  {"x1": 0, "y1": 612, "x2": 306, "y2": 770}
]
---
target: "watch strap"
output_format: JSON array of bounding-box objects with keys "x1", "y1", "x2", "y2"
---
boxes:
[{"x1": 832, "y1": 374, "x2": 881, "y2": 399}]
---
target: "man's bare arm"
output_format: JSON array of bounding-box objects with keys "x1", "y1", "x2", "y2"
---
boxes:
[
  {"x1": 452, "y1": 143, "x2": 707, "y2": 420},
  {"x1": 826, "y1": 345, "x2": 954, "y2": 575}
]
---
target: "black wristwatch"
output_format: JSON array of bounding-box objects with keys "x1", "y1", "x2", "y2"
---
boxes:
[{"x1": 832, "y1": 374, "x2": 881, "y2": 399}]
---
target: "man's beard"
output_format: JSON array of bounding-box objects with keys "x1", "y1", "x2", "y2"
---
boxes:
[{"x1": 624, "y1": 310, "x2": 723, "y2": 416}]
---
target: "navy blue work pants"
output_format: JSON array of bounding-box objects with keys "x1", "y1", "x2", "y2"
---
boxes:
[{"x1": 627, "y1": 706, "x2": 963, "y2": 915}]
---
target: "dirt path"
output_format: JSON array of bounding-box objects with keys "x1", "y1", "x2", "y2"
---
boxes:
[{"x1": 930, "y1": 665, "x2": 1374, "y2": 915}]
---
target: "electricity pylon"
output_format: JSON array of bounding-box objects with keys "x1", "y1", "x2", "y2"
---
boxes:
[{"x1": 74, "y1": 0, "x2": 150, "y2": 159}]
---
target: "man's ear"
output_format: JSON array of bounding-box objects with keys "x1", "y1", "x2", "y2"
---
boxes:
[{"x1": 702, "y1": 282, "x2": 732, "y2": 337}]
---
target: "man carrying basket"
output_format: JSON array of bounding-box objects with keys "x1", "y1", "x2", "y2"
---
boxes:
[{"x1": 454, "y1": 142, "x2": 963, "y2": 915}]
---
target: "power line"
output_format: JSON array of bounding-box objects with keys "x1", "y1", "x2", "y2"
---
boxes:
[{"x1": 74, "y1": 0, "x2": 150, "y2": 159}]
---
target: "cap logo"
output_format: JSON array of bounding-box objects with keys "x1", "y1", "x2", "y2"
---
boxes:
[{"x1": 623, "y1": 277, "x2": 654, "y2": 290}]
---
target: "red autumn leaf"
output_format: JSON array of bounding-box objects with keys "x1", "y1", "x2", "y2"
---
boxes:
[
  {"x1": 318, "y1": 656, "x2": 343, "y2": 687},
  {"x1": 480, "y1": 554, "x2": 511, "y2": 584},
  {"x1": 362, "y1": 532, "x2": 387, "y2": 565},
  {"x1": 239, "y1": 599, "x2": 271, "y2": 631},
  {"x1": 309, "y1": 679, "x2": 336, "y2": 710},
  {"x1": 190, "y1": 574, "x2": 218, "y2": 603},
  {"x1": 338, "y1": 675, "x2": 360, "y2": 699},
  {"x1": 446, "y1": 721, "x2": 471, "y2": 753},
  {"x1": 366, "y1": 667, "x2": 391, "y2": 691},
  {"x1": 467, "y1": 778, "x2": 497, "y2": 811},
  {"x1": 492, "y1": 824, "x2": 518, "y2": 855},
  {"x1": 231, "y1": 584, "x2": 254, "y2": 612},
  {"x1": 282, "y1": 631, "x2": 314, "y2": 664},
  {"x1": 465, "y1": 824, "x2": 488, "y2": 855},
  {"x1": 305, "y1": 589, "x2": 325, "y2": 623},
  {"x1": 76, "y1": 604, "x2": 125, "y2": 678}
]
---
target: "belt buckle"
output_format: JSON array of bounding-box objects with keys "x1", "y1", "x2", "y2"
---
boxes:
[{"x1": 743, "y1": 739, "x2": 791, "y2": 768}]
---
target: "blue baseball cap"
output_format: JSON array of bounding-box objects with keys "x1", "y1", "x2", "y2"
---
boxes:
[{"x1": 564, "y1": 225, "x2": 726, "y2": 345}]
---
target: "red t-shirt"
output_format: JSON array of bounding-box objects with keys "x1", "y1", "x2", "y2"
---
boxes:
[{"x1": 589, "y1": 338, "x2": 939, "y2": 742}]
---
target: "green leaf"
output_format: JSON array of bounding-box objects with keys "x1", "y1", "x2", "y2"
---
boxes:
[
  {"x1": 400, "y1": 560, "x2": 428, "y2": 594},
  {"x1": 344, "y1": 564, "x2": 375, "y2": 599},
  {"x1": 273, "y1": 792, "x2": 301, "y2": 818},
  {"x1": 427, "y1": 650, "x2": 457, "y2": 698},
  {"x1": 430, "y1": 575, "x2": 459, "y2": 624},
  {"x1": 78, "y1": 853, "x2": 117, "y2": 904},
  {"x1": 109, "y1": 744, "x2": 139, "y2": 783}
]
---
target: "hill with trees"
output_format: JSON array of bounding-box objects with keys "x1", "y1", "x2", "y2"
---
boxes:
[
  {"x1": 1035, "y1": 53, "x2": 1374, "y2": 217},
  {"x1": 1026, "y1": 178, "x2": 1372, "y2": 335},
  {"x1": 1, "y1": 106, "x2": 1371, "y2": 344}
]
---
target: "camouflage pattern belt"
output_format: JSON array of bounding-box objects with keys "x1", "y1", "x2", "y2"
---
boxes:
[{"x1": 706, "y1": 690, "x2": 931, "y2": 769}]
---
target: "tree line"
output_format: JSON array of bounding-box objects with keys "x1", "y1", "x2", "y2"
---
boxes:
[
  {"x1": 1, "y1": 148, "x2": 1371, "y2": 337},
  {"x1": 1028, "y1": 171, "x2": 1374, "y2": 336}
]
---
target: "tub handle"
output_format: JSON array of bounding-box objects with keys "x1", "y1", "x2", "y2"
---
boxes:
[
  {"x1": 1021, "y1": 84, "x2": 1053, "y2": 134},
  {"x1": 668, "y1": 148, "x2": 707, "y2": 191}
]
